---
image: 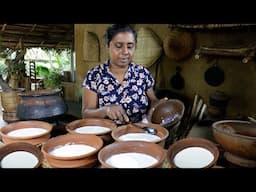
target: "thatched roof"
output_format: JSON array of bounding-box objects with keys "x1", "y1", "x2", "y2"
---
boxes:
[{"x1": 0, "y1": 24, "x2": 74, "y2": 50}]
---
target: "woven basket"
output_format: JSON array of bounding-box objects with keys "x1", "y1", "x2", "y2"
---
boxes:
[
  {"x1": 83, "y1": 30, "x2": 100, "y2": 62},
  {"x1": 163, "y1": 30, "x2": 195, "y2": 61},
  {"x1": 133, "y1": 27, "x2": 163, "y2": 68}
]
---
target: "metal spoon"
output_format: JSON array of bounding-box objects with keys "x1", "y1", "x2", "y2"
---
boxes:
[{"x1": 142, "y1": 126, "x2": 157, "y2": 135}]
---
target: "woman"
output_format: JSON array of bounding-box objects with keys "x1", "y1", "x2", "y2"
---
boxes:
[{"x1": 82, "y1": 24, "x2": 167, "y2": 124}]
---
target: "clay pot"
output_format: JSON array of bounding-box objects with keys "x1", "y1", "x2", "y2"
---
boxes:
[
  {"x1": 0, "y1": 142, "x2": 43, "y2": 168},
  {"x1": 98, "y1": 141, "x2": 166, "y2": 168},
  {"x1": 212, "y1": 120, "x2": 256, "y2": 167},
  {"x1": 17, "y1": 89, "x2": 67, "y2": 120},
  {"x1": 0, "y1": 120, "x2": 53, "y2": 146},
  {"x1": 167, "y1": 137, "x2": 219, "y2": 168},
  {"x1": 65, "y1": 118, "x2": 117, "y2": 145},
  {"x1": 112, "y1": 123, "x2": 169, "y2": 147},
  {"x1": 41, "y1": 133, "x2": 103, "y2": 168}
]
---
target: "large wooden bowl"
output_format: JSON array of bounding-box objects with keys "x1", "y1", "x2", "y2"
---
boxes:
[{"x1": 212, "y1": 120, "x2": 256, "y2": 167}]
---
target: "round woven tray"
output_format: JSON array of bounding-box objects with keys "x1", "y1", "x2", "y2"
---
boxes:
[{"x1": 163, "y1": 30, "x2": 195, "y2": 61}]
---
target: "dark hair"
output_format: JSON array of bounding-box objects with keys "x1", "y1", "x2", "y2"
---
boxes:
[{"x1": 105, "y1": 24, "x2": 137, "y2": 47}]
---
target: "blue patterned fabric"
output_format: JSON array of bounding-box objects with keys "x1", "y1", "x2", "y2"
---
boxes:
[{"x1": 83, "y1": 60, "x2": 155, "y2": 122}]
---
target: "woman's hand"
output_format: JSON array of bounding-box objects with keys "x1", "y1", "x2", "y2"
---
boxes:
[
  {"x1": 147, "y1": 97, "x2": 168, "y2": 122},
  {"x1": 104, "y1": 104, "x2": 129, "y2": 124}
]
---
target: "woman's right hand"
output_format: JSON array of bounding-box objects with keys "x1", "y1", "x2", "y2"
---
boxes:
[{"x1": 104, "y1": 104, "x2": 129, "y2": 124}]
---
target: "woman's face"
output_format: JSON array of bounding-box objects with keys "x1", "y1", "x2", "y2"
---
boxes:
[{"x1": 108, "y1": 32, "x2": 136, "y2": 68}]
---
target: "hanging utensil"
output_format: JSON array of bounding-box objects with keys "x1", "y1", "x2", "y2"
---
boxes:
[
  {"x1": 170, "y1": 66, "x2": 185, "y2": 90},
  {"x1": 204, "y1": 59, "x2": 225, "y2": 86}
]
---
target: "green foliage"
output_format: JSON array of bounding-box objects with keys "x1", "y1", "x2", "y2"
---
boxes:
[
  {"x1": 43, "y1": 68, "x2": 64, "y2": 89},
  {"x1": 36, "y1": 65, "x2": 49, "y2": 77}
]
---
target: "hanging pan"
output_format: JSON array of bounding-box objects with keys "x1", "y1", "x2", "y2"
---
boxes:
[
  {"x1": 170, "y1": 66, "x2": 185, "y2": 90},
  {"x1": 204, "y1": 60, "x2": 225, "y2": 87}
]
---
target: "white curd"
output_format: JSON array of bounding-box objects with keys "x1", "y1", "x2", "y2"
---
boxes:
[
  {"x1": 75, "y1": 126, "x2": 110, "y2": 134},
  {"x1": 1, "y1": 151, "x2": 39, "y2": 168},
  {"x1": 49, "y1": 143, "x2": 96, "y2": 157},
  {"x1": 173, "y1": 147, "x2": 214, "y2": 168},
  {"x1": 106, "y1": 152, "x2": 158, "y2": 168}
]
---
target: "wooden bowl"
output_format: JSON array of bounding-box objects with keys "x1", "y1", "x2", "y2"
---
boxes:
[
  {"x1": 0, "y1": 142, "x2": 43, "y2": 168},
  {"x1": 149, "y1": 99, "x2": 185, "y2": 127},
  {"x1": 0, "y1": 120, "x2": 53, "y2": 146},
  {"x1": 112, "y1": 123, "x2": 169, "y2": 147},
  {"x1": 212, "y1": 120, "x2": 256, "y2": 167},
  {"x1": 167, "y1": 137, "x2": 219, "y2": 168},
  {"x1": 42, "y1": 133, "x2": 103, "y2": 168},
  {"x1": 98, "y1": 141, "x2": 166, "y2": 168},
  {"x1": 66, "y1": 118, "x2": 117, "y2": 145}
]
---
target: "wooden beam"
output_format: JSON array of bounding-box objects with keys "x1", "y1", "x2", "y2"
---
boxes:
[{"x1": 195, "y1": 44, "x2": 256, "y2": 63}]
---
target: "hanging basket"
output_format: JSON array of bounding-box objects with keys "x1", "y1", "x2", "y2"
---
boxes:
[
  {"x1": 133, "y1": 27, "x2": 163, "y2": 68},
  {"x1": 163, "y1": 30, "x2": 195, "y2": 61}
]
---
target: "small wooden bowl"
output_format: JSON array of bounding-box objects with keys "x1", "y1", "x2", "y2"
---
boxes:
[
  {"x1": 149, "y1": 99, "x2": 185, "y2": 127},
  {"x1": 98, "y1": 141, "x2": 166, "y2": 168},
  {"x1": 0, "y1": 142, "x2": 43, "y2": 168},
  {"x1": 42, "y1": 133, "x2": 103, "y2": 168},
  {"x1": 0, "y1": 120, "x2": 52, "y2": 146}
]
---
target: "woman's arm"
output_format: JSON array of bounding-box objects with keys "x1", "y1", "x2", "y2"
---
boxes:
[
  {"x1": 82, "y1": 87, "x2": 108, "y2": 119},
  {"x1": 82, "y1": 87, "x2": 129, "y2": 123}
]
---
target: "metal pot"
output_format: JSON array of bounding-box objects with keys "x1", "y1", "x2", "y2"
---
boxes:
[{"x1": 17, "y1": 89, "x2": 67, "y2": 120}]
